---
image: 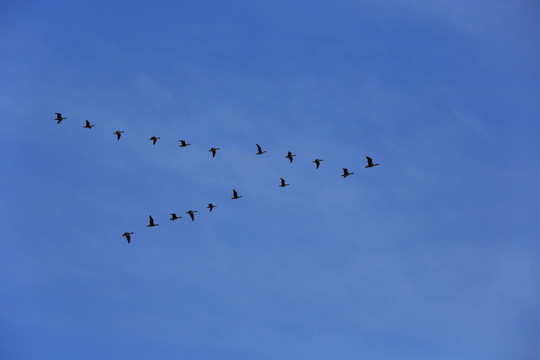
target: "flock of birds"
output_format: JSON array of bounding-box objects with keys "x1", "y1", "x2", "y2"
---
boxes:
[{"x1": 55, "y1": 112, "x2": 380, "y2": 244}]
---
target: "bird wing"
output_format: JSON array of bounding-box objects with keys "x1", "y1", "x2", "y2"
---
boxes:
[
  {"x1": 233, "y1": 189, "x2": 238, "y2": 197},
  {"x1": 85, "y1": 120, "x2": 90, "y2": 126},
  {"x1": 366, "y1": 156, "x2": 373, "y2": 166},
  {"x1": 149, "y1": 216, "x2": 154, "y2": 225},
  {"x1": 256, "y1": 144, "x2": 262, "y2": 152},
  {"x1": 189, "y1": 212, "x2": 194, "y2": 221}
]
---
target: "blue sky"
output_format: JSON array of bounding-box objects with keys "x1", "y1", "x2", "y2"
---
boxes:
[{"x1": 1, "y1": 1, "x2": 539, "y2": 359}]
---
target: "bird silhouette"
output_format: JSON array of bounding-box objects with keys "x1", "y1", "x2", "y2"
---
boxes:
[
  {"x1": 83, "y1": 120, "x2": 94, "y2": 129},
  {"x1": 232, "y1": 189, "x2": 242, "y2": 199},
  {"x1": 256, "y1": 144, "x2": 266, "y2": 155},
  {"x1": 207, "y1": 203, "x2": 217, "y2": 212},
  {"x1": 209, "y1": 147, "x2": 220, "y2": 157},
  {"x1": 170, "y1": 213, "x2": 181, "y2": 221},
  {"x1": 313, "y1": 159, "x2": 324, "y2": 169},
  {"x1": 55, "y1": 113, "x2": 66, "y2": 124},
  {"x1": 114, "y1": 130, "x2": 124, "y2": 140},
  {"x1": 122, "y1": 232, "x2": 134, "y2": 243},
  {"x1": 365, "y1": 156, "x2": 380, "y2": 168},
  {"x1": 285, "y1": 151, "x2": 296, "y2": 163},
  {"x1": 147, "y1": 215, "x2": 159, "y2": 227},
  {"x1": 186, "y1": 210, "x2": 198, "y2": 221},
  {"x1": 179, "y1": 140, "x2": 191, "y2": 147},
  {"x1": 341, "y1": 168, "x2": 354, "y2": 178},
  {"x1": 279, "y1": 178, "x2": 289, "y2": 187},
  {"x1": 149, "y1": 136, "x2": 160, "y2": 145}
]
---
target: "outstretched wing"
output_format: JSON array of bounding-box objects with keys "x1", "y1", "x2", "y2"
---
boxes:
[{"x1": 366, "y1": 156, "x2": 374, "y2": 166}]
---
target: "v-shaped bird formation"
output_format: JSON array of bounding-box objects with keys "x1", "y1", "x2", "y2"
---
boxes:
[{"x1": 53, "y1": 112, "x2": 380, "y2": 244}]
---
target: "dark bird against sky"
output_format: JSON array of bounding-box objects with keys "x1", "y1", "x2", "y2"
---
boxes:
[
  {"x1": 341, "y1": 168, "x2": 354, "y2": 178},
  {"x1": 55, "y1": 113, "x2": 66, "y2": 124},
  {"x1": 256, "y1": 144, "x2": 266, "y2": 155},
  {"x1": 114, "y1": 130, "x2": 124, "y2": 140},
  {"x1": 209, "y1": 147, "x2": 220, "y2": 157},
  {"x1": 232, "y1": 189, "x2": 242, "y2": 199},
  {"x1": 147, "y1": 215, "x2": 159, "y2": 227},
  {"x1": 83, "y1": 120, "x2": 94, "y2": 129},
  {"x1": 313, "y1": 159, "x2": 324, "y2": 169},
  {"x1": 121, "y1": 232, "x2": 134, "y2": 243},
  {"x1": 365, "y1": 156, "x2": 379, "y2": 168},
  {"x1": 186, "y1": 210, "x2": 197, "y2": 221},
  {"x1": 285, "y1": 151, "x2": 296, "y2": 163}
]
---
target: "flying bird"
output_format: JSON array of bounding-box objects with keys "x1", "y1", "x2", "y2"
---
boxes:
[
  {"x1": 209, "y1": 147, "x2": 220, "y2": 157},
  {"x1": 207, "y1": 203, "x2": 217, "y2": 212},
  {"x1": 170, "y1": 213, "x2": 181, "y2": 221},
  {"x1": 365, "y1": 156, "x2": 380, "y2": 168},
  {"x1": 114, "y1": 130, "x2": 124, "y2": 140},
  {"x1": 231, "y1": 189, "x2": 242, "y2": 199},
  {"x1": 186, "y1": 210, "x2": 198, "y2": 221},
  {"x1": 147, "y1": 215, "x2": 159, "y2": 227},
  {"x1": 279, "y1": 178, "x2": 289, "y2": 187},
  {"x1": 313, "y1": 159, "x2": 324, "y2": 169},
  {"x1": 341, "y1": 168, "x2": 354, "y2": 178},
  {"x1": 83, "y1": 120, "x2": 94, "y2": 129},
  {"x1": 179, "y1": 140, "x2": 191, "y2": 147},
  {"x1": 285, "y1": 151, "x2": 296, "y2": 163},
  {"x1": 149, "y1": 136, "x2": 160, "y2": 145},
  {"x1": 256, "y1": 144, "x2": 266, "y2": 155},
  {"x1": 55, "y1": 113, "x2": 66, "y2": 124},
  {"x1": 122, "y1": 232, "x2": 134, "y2": 244}
]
